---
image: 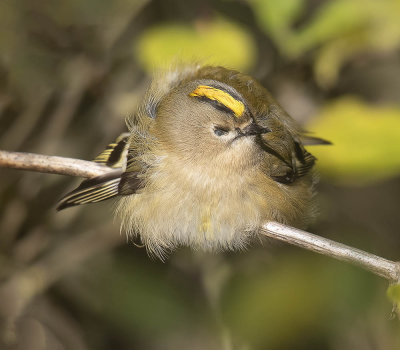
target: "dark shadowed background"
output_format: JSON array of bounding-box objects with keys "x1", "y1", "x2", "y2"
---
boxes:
[{"x1": 1, "y1": 0, "x2": 400, "y2": 349}]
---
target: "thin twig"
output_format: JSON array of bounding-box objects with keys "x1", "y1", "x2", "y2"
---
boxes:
[
  {"x1": 1, "y1": 150, "x2": 400, "y2": 283},
  {"x1": 0, "y1": 150, "x2": 110, "y2": 178},
  {"x1": 261, "y1": 222, "x2": 400, "y2": 283}
]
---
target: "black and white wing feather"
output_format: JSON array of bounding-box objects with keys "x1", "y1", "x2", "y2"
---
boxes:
[{"x1": 57, "y1": 133, "x2": 131, "y2": 210}]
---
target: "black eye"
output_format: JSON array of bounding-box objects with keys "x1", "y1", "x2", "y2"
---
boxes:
[{"x1": 213, "y1": 126, "x2": 230, "y2": 136}]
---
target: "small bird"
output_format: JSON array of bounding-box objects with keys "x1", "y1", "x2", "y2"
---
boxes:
[{"x1": 58, "y1": 65, "x2": 329, "y2": 258}]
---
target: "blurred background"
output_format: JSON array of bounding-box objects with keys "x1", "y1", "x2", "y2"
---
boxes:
[{"x1": 1, "y1": 0, "x2": 400, "y2": 349}]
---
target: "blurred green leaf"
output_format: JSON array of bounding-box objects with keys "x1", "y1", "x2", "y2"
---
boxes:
[
  {"x1": 135, "y1": 18, "x2": 256, "y2": 72},
  {"x1": 289, "y1": 0, "x2": 368, "y2": 54},
  {"x1": 222, "y1": 253, "x2": 376, "y2": 349},
  {"x1": 249, "y1": 0, "x2": 305, "y2": 55},
  {"x1": 248, "y1": 0, "x2": 400, "y2": 87},
  {"x1": 308, "y1": 98, "x2": 400, "y2": 185},
  {"x1": 68, "y1": 255, "x2": 195, "y2": 339},
  {"x1": 296, "y1": 0, "x2": 400, "y2": 87}
]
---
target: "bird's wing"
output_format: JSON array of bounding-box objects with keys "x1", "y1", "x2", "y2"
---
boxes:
[
  {"x1": 56, "y1": 170, "x2": 123, "y2": 210},
  {"x1": 93, "y1": 132, "x2": 130, "y2": 168},
  {"x1": 260, "y1": 133, "x2": 322, "y2": 185},
  {"x1": 57, "y1": 133, "x2": 133, "y2": 210}
]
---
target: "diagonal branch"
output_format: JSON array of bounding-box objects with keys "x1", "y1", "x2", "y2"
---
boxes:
[
  {"x1": 261, "y1": 222, "x2": 400, "y2": 283},
  {"x1": 1, "y1": 149, "x2": 399, "y2": 283}
]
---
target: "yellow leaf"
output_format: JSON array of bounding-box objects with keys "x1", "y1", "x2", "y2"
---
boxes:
[
  {"x1": 387, "y1": 283, "x2": 400, "y2": 318},
  {"x1": 387, "y1": 284, "x2": 400, "y2": 304},
  {"x1": 135, "y1": 18, "x2": 256, "y2": 72},
  {"x1": 307, "y1": 98, "x2": 400, "y2": 185}
]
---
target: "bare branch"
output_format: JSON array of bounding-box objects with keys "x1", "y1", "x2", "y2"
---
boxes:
[
  {"x1": 0, "y1": 150, "x2": 110, "y2": 178},
  {"x1": 1, "y1": 150, "x2": 399, "y2": 284},
  {"x1": 262, "y1": 222, "x2": 400, "y2": 283}
]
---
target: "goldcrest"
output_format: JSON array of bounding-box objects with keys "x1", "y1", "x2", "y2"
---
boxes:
[{"x1": 58, "y1": 65, "x2": 328, "y2": 258}]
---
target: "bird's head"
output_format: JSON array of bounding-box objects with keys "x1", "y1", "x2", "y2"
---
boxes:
[{"x1": 154, "y1": 79, "x2": 270, "y2": 168}]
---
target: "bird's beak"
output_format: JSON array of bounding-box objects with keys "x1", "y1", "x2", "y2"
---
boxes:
[{"x1": 240, "y1": 123, "x2": 271, "y2": 136}]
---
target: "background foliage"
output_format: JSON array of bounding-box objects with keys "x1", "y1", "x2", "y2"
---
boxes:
[{"x1": 1, "y1": 0, "x2": 400, "y2": 349}]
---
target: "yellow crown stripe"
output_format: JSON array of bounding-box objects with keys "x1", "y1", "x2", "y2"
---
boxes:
[{"x1": 189, "y1": 85, "x2": 245, "y2": 118}]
